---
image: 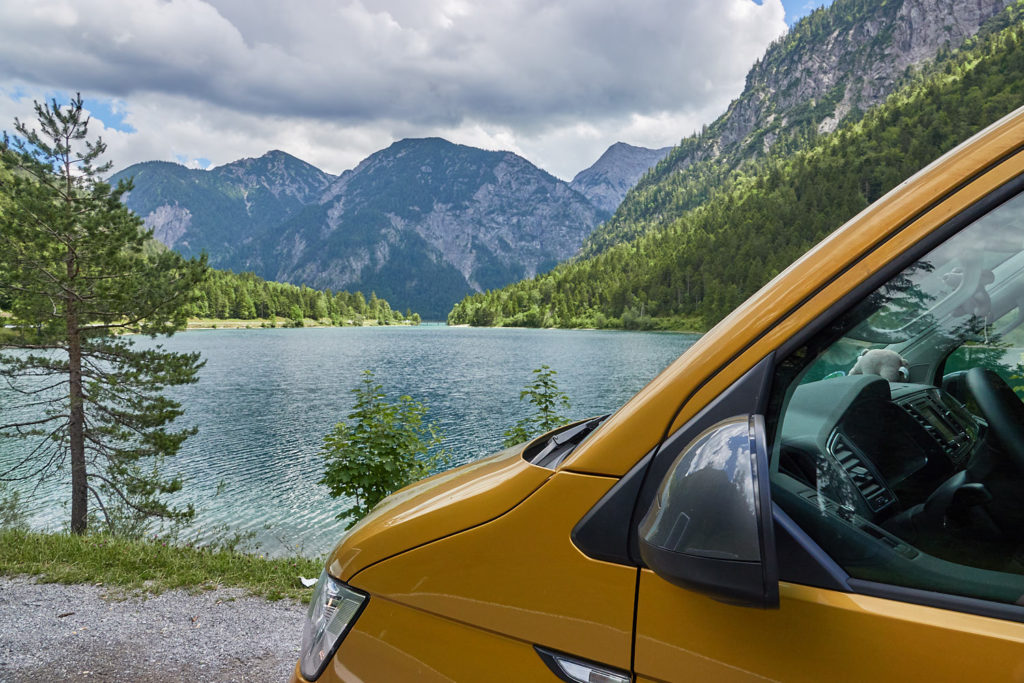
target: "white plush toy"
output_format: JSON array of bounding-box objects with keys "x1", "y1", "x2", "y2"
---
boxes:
[{"x1": 849, "y1": 348, "x2": 910, "y2": 382}]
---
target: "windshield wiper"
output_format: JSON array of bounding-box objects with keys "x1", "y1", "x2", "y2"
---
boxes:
[{"x1": 527, "y1": 415, "x2": 608, "y2": 469}]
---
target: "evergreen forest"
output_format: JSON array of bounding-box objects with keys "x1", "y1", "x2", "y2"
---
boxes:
[
  {"x1": 448, "y1": 4, "x2": 1024, "y2": 332},
  {"x1": 183, "y1": 269, "x2": 419, "y2": 326},
  {"x1": 1, "y1": 255, "x2": 416, "y2": 328}
]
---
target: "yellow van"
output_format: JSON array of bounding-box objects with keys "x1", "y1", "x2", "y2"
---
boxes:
[{"x1": 292, "y1": 107, "x2": 1024, "y2": 682}]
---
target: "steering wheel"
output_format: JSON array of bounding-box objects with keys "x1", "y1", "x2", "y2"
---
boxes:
[{"x1": 966, "y1": 367, "x2": 1024, "y2": 470}]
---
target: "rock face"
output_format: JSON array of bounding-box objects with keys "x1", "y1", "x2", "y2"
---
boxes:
[
  {"x1": 115, "y1": 140, "x2": 606, "y2": 319},
  {"x1": 262, "y1": 138, "x2": 607, "y2": 319},
  {"x1": 113, "y1": 151, "x2": 336, "y2": 266},
  {"x1": 675, "y1": 0, "x2": 1012, "y2": 169},
  {"x1": 584, "y1": 0, "x2": 1012, "y2": 254},
  {"x1": 570, "y1": 143, "x2": 672, "y2": 214}
]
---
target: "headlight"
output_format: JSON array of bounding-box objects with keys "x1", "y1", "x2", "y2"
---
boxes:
[{"x1": 299, "y1": 569, "x2": 368, "y2": 681}]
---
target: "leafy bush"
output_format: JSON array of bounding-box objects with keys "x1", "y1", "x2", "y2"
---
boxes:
[{"x1": 320, "y1": 371, "x2": 448, "y2": 527}]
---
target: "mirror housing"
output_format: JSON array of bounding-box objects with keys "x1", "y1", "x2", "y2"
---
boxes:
[{"x1": 638, "y1": 415, "x2": 778, "y2": 608}]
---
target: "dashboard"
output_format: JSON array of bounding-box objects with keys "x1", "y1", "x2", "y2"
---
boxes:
[
  {"x1": 772, "y1": 372, "x2": 1024, "y2": 606},
  {"x1": 778, "y1": 374, "x2": 982, "y2": 521}
]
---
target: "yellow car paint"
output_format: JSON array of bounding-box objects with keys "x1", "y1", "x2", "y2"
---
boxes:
[
  {"x1": 350, "y1": 471, "x2": 635, "y2": 671},
  {"x1": 309, "y1": 596, "x2": 561, "y2": 682},
  {"x1": 328, "y1": 442, "x2": 550, "y2": 582},
  {"x1": 635, "y1": 576, "x2": 1024, "y2": 682}
]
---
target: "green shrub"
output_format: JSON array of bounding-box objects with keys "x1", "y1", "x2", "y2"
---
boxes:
[
  {"x1": 320, "y1": 371, "x2": 448, "y2": 527},
  {"x1": 502, "y1": 365, "x2": 571, "y2": 447}
]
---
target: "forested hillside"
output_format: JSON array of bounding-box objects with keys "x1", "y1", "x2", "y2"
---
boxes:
[
  {"x1": 186, "y1": 270, "x2": 417, "y2": 325},
  {"x1": 448, "y1": 4, "x2": 1024, "y2": 331},
  {"x1": 581, "y1": 0, "x2": 1013, "y2": 256}
]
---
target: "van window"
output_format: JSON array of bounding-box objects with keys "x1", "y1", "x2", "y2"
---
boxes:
[{"x1": 770, "y1": 190, "x2": 1024, "y2": 607}]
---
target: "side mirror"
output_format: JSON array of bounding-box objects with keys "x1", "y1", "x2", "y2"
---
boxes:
[{"x1": 638, "y1": 415, "x2": 778, "y2": 608}]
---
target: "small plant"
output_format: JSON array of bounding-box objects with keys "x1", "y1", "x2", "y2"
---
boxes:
[
  {"x1": 0, "y1": 483, "x2": 26, "y2": 530},
  {"x1": 320, "y1": 370, "x2": 448, "y2": 528},
  {"x1": 502, "y1": 365, "x2": 572, "y2": 447}
]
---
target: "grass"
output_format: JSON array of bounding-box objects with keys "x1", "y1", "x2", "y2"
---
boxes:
[{"x1": 0, "y1": 529, "x2": 325, "y2": 602}]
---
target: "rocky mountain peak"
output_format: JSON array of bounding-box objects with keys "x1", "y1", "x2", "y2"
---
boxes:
[
  {"x1": 676, "y1": 0, "x2": 1012, "y2": 170},
  {"x1": 570, "y1": 142, "x2": 672, "y2": 213},
  {"x1": 583, "y1": 0, "x2": 1014, "y2": 255},
  {"x1": 271, "y1": 137, "x2": 607, "y2": 317},
  {"x1": 212, "y1": 149, "x2": 335, "y2": 204}
]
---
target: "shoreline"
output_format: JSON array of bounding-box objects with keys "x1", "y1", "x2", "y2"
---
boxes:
[
  {"x1": 446, "y1": 322, "x2": 705, "y2": 335},
  {"x1": 183, "y1": 317, "x2": 420, "y2": 331}
]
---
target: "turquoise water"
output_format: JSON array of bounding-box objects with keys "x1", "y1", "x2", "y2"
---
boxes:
[{"x1": 1, "y1": 325, "x2": 697, "y2": 556}]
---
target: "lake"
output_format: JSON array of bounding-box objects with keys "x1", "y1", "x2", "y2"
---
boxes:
[{"x1": 0, "y1": 325, "x2": 698, "y2": 556}]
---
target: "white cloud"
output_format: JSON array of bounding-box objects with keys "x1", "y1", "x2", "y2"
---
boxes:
[{"x1": 0, "y1": 0, "x2": 787, "y2": 178}]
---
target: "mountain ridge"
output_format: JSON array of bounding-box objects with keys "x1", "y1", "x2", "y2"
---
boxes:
[
  {"x1": 116, "y1": 138, "x2": 650, "y2": 319},
  {"x1": 259, "y1": 137, "x2": 609, "y2": 318},
  {"x1": 569, "y1": 142, "x2": 672, "y2": 214},
  {"x1": 582, "y1": 0, "x2": 1014, "y2": 255},
  {"x1": 448, "y1": 0, "x2": 1024, "y2": 329}
]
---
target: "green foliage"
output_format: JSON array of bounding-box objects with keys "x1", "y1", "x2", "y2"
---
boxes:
[
  {"x1": 0, "y1": 529, "x2": 323, "y2": 602},
  {"x1": 183, "y1": 267, "x2": 416, "y2": 325},
  {"x1": 0, "y1": 483, "x2": 26, "y2": 530},
  {"x1": 448, "y1": 6, "x2": 1024, "y2": 333},
  {"x1": 502, "y1": 365, "x2": 571, "y2": 447},
  {"x1": 320, "y1": 371, "x2": 448, "y2": 527},
  {"x1": 0, "y1": 94, "x2": 208, "y2": 535}
]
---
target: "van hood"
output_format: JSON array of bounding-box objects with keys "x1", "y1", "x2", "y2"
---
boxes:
[{"x1": 328, "y1": 444, "x2": 551, "y2": 582}]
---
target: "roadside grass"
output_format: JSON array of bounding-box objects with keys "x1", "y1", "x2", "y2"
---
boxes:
[{"x1": 0, "y1": 529, "x2": 324, "y2": 603}]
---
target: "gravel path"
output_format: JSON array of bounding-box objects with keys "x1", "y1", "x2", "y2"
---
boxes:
[{"x1": 0, "y1": 577, "x2": 305, "y2": 682}]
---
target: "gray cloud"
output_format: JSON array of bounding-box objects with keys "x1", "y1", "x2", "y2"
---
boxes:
[{"x1": 0, "y1": 0, "x2": 786, "y2": 178}]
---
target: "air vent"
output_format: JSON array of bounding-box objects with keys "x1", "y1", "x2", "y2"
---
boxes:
[
  {"x1": 900, "y1": 392, "x2": 969, "y2": 462},
  {"x1": 828, "y1": 433, "x2": 892, "y2": 511}
]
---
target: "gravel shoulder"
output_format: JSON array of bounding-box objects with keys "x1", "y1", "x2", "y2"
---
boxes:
[{"x1": 0, "y1": 576, "x2": 305, "y2": 682}]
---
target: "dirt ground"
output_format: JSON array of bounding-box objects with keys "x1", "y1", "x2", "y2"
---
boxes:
[{"x1": 0, "y1": 577, "x2": 304, "y2": 682}]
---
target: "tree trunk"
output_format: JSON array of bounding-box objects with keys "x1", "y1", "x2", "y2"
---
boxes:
[{"x1": 67, "y1": 256, "x2": 87, "y2": 534}]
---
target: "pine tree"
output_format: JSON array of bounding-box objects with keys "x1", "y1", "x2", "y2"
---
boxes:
[{"x1": 0, "y1": 95, "x2": 209, "y2": 534}]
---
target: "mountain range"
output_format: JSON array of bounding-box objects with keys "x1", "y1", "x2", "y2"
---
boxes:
[
  {"x1": 448, "y1": 0, "x2": 1022, "y2": 329},
  {"x1": 113, "y1": 137, "x2": 664, "y2": 318},
  {"x1": 113, "y1": 0, "x2": 1014, "y2": 323},
  {"x1": 582, "y1": 0, "x2": 1015, "y2": 254}
]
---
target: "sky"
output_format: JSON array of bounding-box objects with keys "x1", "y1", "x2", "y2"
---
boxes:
[{"x1": 0, "y1": 0, "x2": 832, "y2": 181}]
